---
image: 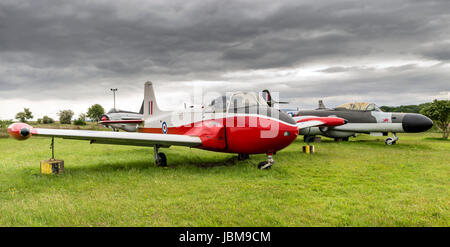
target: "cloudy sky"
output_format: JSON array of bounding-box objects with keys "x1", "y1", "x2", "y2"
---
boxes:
[{"x1": 0, "y1": 0, "x2": 449, "y2": 120}]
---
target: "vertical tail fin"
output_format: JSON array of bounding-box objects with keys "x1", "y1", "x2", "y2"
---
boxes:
[
  {"x1": 318, "y1": 100, "x2": 326, "y2": 109},
  {"x1": 143, "y1": 81, "x2": 163, "y2": 118}
]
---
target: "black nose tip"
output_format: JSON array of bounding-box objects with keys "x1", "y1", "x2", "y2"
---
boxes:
[
  {"x1": 20, "y1": 128, "x2": 30, "y2": 137},
  {"x1": 343, "y1": 119, "x2": 348, "y2": 124},
  {"x1": 402, "y1": 114, "x2": 433, "y2": 133}
]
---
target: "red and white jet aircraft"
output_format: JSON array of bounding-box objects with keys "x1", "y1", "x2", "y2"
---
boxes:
[{"x1": 8, "y1": 82, "x2": 347, "y2": 169}]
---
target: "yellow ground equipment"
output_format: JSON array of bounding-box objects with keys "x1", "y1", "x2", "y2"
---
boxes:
[
  {"x1": 40, "y1": 159, "x2": 64, "y2": 174},
  {"x1": 302, "y1": 145, "x2": 315, "y2": 154},
  {"x1": 40, "y1": 137, "x2": 64, "y2": 174}
]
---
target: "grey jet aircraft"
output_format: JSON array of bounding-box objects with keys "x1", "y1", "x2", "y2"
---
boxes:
[
  {"x1": 294, "y1": 101, "x2": 433, "y2": 145},
  {"x1": 99, "y1": 102, "x2": 144, "y2": 132},
  {"x1": 99, "y1": 101, "x2": 205, "y2": 132}
]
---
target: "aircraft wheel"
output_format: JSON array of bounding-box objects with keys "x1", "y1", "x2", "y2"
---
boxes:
[
  {"x1": 385, "y1": 138, "x2": 394, "y2": 145},
  {"x1": 343, "y1": 137, "x2": 349, "y2": 141},
  {"x1": 258, "y1": 161, "x2": 272, "y2": 170},
  {"x1": 156, "y1": 152, "x2": 167, "y2": 167}
]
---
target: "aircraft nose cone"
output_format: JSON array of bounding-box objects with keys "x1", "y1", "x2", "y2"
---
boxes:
[{"x1": 402, "y1": 113, "x2": 433, "y2": 133}]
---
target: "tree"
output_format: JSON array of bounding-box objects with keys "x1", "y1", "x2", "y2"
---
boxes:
[
  {"x1": 15, "y1": 108, "x2": 33, "y2": 122},
  {"x1": 24, "y1": 108, "x2": 33, "y2": 120},
  {"x1": 73, "y1": 114, "x2": 87, "y2": 126},
  {"x1": 15, "y1": 112, "x2": 27, "y2": 123},
  {"x1": 87, "y1": 104, "x2": 105, "y2": 122},
  {"x1": 58, "y1": 110, "x2": 74, "y2": 124},
  {"x1": 43, "y1": 116, "x2": 55, "y2": 124},
  {"x1": 0, "y1": 120, "x2": 13, "y2": 128},
  {"x1": 420, "y1": 100, "x2": 450, "y2": 139}
]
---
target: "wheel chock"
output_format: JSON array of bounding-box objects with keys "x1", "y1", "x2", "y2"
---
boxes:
[{"x1": 302, "y1": 145, "x2": 315, "y2": 154}]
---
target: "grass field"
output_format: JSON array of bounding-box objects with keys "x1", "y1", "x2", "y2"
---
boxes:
[{"x1": 0, "y1": 131, "x2": 448, "y2": 226}]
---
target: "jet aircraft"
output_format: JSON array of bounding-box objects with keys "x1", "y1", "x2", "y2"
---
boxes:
[
  {"x1": 99, "y1": 107, "x2": 144, "y2": 132},
  {"x1": 99, "y1": 102, "x2": 205, "y2": 132},
  {"x1": 294, "y1": 101, "x2": 433, "y2": 145},
  {"x1": 8, "y1": 82, "x2": 347, "y2": 169}
]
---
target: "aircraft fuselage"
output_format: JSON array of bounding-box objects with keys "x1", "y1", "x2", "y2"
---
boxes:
[
  {"x1": 296, "y1": 109, "x2": 433, "y2": 138},
  {"x1": 139, "y1": 106, "x2": 298, "y2": 154}
]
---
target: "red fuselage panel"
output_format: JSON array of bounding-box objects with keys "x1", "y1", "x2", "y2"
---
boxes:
[{"x1": 139, "y1": 116, "x2": 298, "y2": 154}]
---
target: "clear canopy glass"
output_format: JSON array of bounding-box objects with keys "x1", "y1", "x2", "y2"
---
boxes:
[
  {"x1": 335, "y1": 102, "x2": 382, "y2": 111},
  {"x1": 207, "y1": 92, "x2": 268, "y2": 113}
]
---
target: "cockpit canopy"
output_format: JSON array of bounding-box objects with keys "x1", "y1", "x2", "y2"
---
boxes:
[
  {"x1": 207, "y1": 92, "x2": 268, "y2": 113},
  {"x1": 335, "y1": 102, "x2": 382, "y2": 112}
]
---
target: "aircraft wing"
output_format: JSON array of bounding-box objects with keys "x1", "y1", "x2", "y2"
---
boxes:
[
  {"x1": 294, "y1": 116, "x2": 347, "y2": 129},
  {"x1": 296, "y1": 120, "x2": 330, "y2": 129},
  {"x1": 120, "y1": 117, "x2": 144, "y2": 120},
  {"x1": 8, "y1": 123, "x2": 201, "y2": 147},
  {"x1": 99, "y1": 119, "x2": 144, "y2": 124}
]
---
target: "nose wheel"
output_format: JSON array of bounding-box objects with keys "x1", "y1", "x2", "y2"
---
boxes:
[
  {"x1": 258, "y1": 154, "x2": 274, "y2": 170},
  {"x1": 385, "y1": 132, "x2": 399, "y2": 145},
  {"x1": 154, "y1": 145, "x2": 167, "y2": 167}
]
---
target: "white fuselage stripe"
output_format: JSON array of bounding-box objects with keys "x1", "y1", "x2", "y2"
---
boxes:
[
  {"x1": 332, "y1": 123, "x2": 404, "y2": 132},
  {"x1": 144, "y1": 112, "x2": 298, "y2": 128}
]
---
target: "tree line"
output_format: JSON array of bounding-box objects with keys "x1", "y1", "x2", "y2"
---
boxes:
[
  {"x1": 13, "y1": 104, "x2": 106, "y2": 126},
  {"x1": 379, "y1": 102, "x2": 432, "y2": 113}
]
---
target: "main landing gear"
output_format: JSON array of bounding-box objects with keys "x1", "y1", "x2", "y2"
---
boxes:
[
  {"x1": 258, "y1": 154, "x2": 274, "y2": 170},
  {"x1": 385, "y1": 132, "x2": 399, "y2": 145},
  {"x1": 154, "y1": 145, "x2": 167, "y2": 167},
  {"x1": 237, "y1": 153, "x2": 250, "y2": 161}
]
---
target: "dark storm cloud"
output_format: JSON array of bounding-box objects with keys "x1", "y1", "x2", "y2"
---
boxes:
[
  {"x1": 420, "y1": 41, "x2": 450, "y2": 61},
  {"x1": 0, "y1": 0, "x2": 449, "y2": 116}
]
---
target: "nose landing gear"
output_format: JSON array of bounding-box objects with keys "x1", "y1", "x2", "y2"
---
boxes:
[
  {"x1": 385, "y1": 132, "x2": 399, "y2": 145},
  {"x1": 258, "y1": 154, "x2": 274, "y2": 170}
]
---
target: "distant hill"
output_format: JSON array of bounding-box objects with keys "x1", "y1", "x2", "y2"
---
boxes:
[{"x1": 380, "y1": 102, "x2": 432, "y2": 113}]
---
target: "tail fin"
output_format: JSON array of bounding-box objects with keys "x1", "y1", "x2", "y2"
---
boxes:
[
  {"x1": 318, "y1": 100, "x2": 326, "y2": 109},
  {"x1": 143, "y1": 81, "x2": 164, "y2": 118}
]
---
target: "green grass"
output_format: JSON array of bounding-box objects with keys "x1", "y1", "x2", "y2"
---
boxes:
[{"x1": 0, "y1": 132, "x2": 448, "y2": 226}]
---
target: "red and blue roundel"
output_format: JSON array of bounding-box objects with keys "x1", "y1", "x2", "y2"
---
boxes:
[{"x1": 162, "y1": 121, "x2": 168, "y2": 134}]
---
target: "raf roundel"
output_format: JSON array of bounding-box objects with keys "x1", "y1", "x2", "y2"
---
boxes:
[{"x1": 162, "y1": 121, "x2": 168, "y2": 134}]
